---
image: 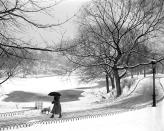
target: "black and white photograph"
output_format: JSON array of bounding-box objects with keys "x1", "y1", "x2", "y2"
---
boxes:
[{"x1": 0, "y1": 0, "x2": 164, "y2": 131}]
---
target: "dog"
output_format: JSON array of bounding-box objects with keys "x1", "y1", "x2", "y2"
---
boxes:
[{"x1": 41, "y1": 107, "x2": 51, "y2": 114}]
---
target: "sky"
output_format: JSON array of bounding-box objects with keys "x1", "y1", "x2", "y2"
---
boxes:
[{"x1": 19, "y1": 0, "x2": 91, "y2": 47}]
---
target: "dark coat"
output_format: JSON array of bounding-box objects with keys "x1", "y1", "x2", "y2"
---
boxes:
[{"x1": 51, "y1": 96, "x2": 61, "y2": 114}]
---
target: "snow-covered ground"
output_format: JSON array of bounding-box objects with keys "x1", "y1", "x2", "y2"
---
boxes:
[
  {"x1": 0, "y1": 76, "x2": 94, "y2": 95},
  {"x1": 0, "y1": 75, "x2": 145, "y2": 113},
  {"x1": 10, "y1": 96, "x2": 164, "y2": 131},
  {"x1": 0, "y1": 74, "x2": 163, "y2": 113},
  {"x1": 0, "y1": 74, "x2": 164, "y2": 131},
  {"x1": 0, "y1": 76, "x2": 98, "y2": 112}
]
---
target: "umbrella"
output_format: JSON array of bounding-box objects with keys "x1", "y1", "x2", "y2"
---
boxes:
[{"x1": 48, "y1": 92, "x2": 61, "y2": 97}]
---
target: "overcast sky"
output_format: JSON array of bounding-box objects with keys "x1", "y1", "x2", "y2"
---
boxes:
[{"x1": 20, "y1": 0, "x2": 90, "y2": 47}]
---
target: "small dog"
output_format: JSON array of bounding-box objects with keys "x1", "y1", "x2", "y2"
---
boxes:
[{"x1": 41, "y1": 107, "x2": 51, "y2": 114}]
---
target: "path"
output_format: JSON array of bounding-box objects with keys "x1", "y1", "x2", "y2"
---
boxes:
[{"x1": 14, "y1": 98, "x2": 164, "y2": 131}]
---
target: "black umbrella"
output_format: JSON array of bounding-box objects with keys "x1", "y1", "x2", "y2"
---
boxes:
[{"x1": 48, "y1": 92, "x2": 61, "y2": 97}]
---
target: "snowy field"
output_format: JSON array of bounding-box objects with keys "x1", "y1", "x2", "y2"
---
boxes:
[
  {"x1": 0, "y1": 75, "x2": 104, "y2": 112},
  {"x1": 0, "y1": 74, "x2": 163, "y2": 113},
  {"x1": 0, "y1": 76, "x2": 91, "y2": 94},
  {"x1": 0, "y1": 75, "x2": 164, "y2": 131}
]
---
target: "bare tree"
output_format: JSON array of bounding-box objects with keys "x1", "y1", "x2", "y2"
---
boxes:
[
  {"x1": 59, "y1": 0, "x2": 164, "y2": 97},
  {"x1": 0, "y1": 0, "x2": 72, "y2": 84}
]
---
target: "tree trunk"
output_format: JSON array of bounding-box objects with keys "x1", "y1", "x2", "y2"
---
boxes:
[
  {"x1": 105, "y1": 74, "x2": 110, "y2": 93},
  {"x1": 131, "y1": 69, "x2": 133, "y2": 78},
  {"x1": 156, "y1": 65, "x2": 158, "y2": 74},
  {"x1": 113, "y1": 68, "x2": 122, "y2": 97},
  {"x1": 162, "y1": 66, "x2": 164, "y2": 74},
  {"x1": 144, "y1": 66, "x2": 146, "y2": 77},
  {"x1": 109, "y1": 74, "x2": 115, "y2": 90}
]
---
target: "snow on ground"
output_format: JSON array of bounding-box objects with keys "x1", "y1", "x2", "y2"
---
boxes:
[
  {"x1": 0, "y1": 76, "x2": 97, "y2": 95},
  {"x1": 0, "y1": 76, "x2": 98, "y2": 112},
  {"x1": 0, "y1": 74, "x2": 163, "y2": 113},
  {"x1": 1, "y1": 74, "x2": 164, "y2": 130},
  {"x1": 11, "y1": 98, "x2": 164, "y2": 131},
  {"x1": 0, "y1": 74, "x2": 163, "y2": 109}
]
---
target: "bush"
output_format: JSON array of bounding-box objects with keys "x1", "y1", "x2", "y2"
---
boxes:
[{"x1": 121, "y1": 78, "x2": 136, "y2": 89}]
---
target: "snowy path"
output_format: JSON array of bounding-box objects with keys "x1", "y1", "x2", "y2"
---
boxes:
[
  {"x1": 0, "y1": 77, "x2": 164, "y2": 130},
  {"x1": 11, "y1": 99, "x2": 164, "y2": 131}
]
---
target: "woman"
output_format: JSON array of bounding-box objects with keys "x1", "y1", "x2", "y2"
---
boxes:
[{"x1": 50, "y1": 95, "x2": 62, "y2": 118}]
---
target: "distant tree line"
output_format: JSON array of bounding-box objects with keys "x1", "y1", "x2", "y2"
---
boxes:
[{"x1": 15, "y1": 51, "x2": 71, "y2": 77}]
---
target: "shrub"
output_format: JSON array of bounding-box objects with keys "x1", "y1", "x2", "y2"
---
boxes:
[{"x1": 121, "y1": 78, "x2": 136, "y2": 89}]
